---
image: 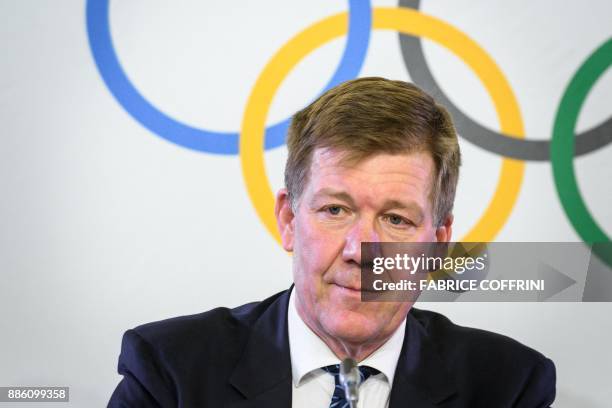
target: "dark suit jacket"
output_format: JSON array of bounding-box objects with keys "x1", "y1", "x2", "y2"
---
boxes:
[{"x1": 108, "y1": 288, "x2": 555, "y2": 407}]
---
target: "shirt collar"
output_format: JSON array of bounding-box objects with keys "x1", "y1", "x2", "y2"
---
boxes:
[{"x1": 287, "y1": 288, "x2": 406, "y2": 387}]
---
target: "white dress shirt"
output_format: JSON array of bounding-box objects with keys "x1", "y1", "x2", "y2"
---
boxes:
[{"x1": 288, "y1": 290, "x2": 406, "y2": 408}]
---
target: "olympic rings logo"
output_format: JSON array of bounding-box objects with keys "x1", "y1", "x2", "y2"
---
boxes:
[{"x1": 86, "y1": 0, "x2": 612, "y2": 266}]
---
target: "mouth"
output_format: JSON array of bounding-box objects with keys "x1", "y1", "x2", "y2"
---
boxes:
[
  {"x1": 332, "y1": 283, "x2": 361, "y2": 294},
  {"x1": 332, "y1": 283, "x2": 377, "y2": 294}
]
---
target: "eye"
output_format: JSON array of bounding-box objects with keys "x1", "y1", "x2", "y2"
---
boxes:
[
  {"x1": 389, "y1": 215, "x2": 404, "y2": 225},
  {"x1": 383, "y1": 214, "x2": 413, "y2": 227},
  {"x1": 326, "y1": 205, "x2": 343, "y2": 216}
]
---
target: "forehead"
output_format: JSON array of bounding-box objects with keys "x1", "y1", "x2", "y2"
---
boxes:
[{"x1": 306, "y1": 148, "x2": 435, "y2": 203}]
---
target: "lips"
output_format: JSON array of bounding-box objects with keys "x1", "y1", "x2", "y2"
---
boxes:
[
  {"x1": 332, "y1": 282, "x2": 377, "y2": 293},
  {"x1": 334, "y1": 283, "x2": 360, "y2": 291},
  {"x1": 330, "y1": 279, "x2": 359, "y2": 290}
]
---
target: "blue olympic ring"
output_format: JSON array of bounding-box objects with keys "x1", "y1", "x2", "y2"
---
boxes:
[{"x1": 86, "y1": 0, "x2": 371, "y2": 154}]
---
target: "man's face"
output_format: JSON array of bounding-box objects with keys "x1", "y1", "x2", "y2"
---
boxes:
[{"x1": 275, "y1": 147, "x2": 452, "y2": 348}]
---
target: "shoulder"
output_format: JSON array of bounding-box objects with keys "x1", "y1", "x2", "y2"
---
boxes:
[
  {"x1": 410, "y1": 307, "x2": 549, "y2": 364},
  {"x1": 109, "y1": 290, "x2": 290, "y2": 406},
  {"x1": 410, "y1": 308, "x2": 556, "y2": 405},
  {"x1": 126, "y1": 289, "x2": 288, "y2": 356}
]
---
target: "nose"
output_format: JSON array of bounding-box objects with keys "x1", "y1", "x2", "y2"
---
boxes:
[{"x1": 342, "y1": 216, "x2": 380, "y2": 266}]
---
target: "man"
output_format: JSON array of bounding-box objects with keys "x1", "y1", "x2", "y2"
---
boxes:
[{"x1": 109, "y1": 77, "x2": 555, "y2": 407}]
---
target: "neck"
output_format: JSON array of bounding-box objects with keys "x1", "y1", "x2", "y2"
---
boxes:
[
  {"x1": 321, "y1": 335, "x2": 387, "y2": 363},
  {"x1": 294, "y1": 297, "x2": 405, "y2": 363}
]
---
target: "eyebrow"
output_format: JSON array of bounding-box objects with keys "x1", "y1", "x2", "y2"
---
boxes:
[
  {"x1": 309, "y1": 189, "x2": 426, "y2": 223},
  {"x1": 309, "y1": 188, "x2": 356, "y2": 207}
]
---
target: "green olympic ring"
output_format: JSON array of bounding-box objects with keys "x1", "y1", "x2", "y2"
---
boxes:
[{"x1": 552, "y1": 38, "x2": 612, "y2": 267}]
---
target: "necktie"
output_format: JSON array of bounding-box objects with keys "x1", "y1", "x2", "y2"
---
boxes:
[{"x1": 322, "y1": 364, "x2": 380, "y2": 408}]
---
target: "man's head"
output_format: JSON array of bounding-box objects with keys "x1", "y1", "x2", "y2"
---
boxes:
[{"x1": 274, "y1": 77, "x2": 461, "y2": 358}]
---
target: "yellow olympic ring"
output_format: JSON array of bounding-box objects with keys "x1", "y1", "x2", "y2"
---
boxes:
[{"x1": 240, "y1": 7, "x2": 525, "y2": 244}]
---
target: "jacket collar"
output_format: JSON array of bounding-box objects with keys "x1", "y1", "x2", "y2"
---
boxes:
[
  {"x1": 389, "y1": 311, "x2": 458, "y2": 407},
  {"x1": 227, "y1": 288, "x2": 293, "y2": 408}
]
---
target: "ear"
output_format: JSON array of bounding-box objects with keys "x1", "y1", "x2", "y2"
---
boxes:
[
  {"x1": 274, "y1": 188, "x2": 295, "y2": 252},
  {"x1": 435, "y1": 213, "x2": 453, "y2": 243}
]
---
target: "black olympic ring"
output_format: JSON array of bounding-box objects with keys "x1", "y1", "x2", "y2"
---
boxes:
[{"x1": 398, "y1": 0, "x2": 612, "y2": 161}]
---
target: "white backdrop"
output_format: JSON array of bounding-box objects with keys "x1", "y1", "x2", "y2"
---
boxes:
[{"x1": 1, "y1": 0, "x2": 611, "y2": 406}]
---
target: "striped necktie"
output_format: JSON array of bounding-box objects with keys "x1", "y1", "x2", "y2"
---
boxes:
[{"x1": 322, "y1": 364, "x2": 380, "y2": 408}]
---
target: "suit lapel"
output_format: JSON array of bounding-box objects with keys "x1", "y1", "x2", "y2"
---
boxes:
[
  {"x1": 227, "y1": 289, "x2": 293, "y2": 408},
  {"x1": 389, "y1": 311, "x2": 457, "y2": 407}
]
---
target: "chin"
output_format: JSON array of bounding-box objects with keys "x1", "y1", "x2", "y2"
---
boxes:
[{"x1": 321, "y1": 309, "x2": 382, "y2": 344}]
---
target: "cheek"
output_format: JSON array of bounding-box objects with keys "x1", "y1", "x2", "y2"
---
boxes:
[
  {"x1": 292, "y1": 218, "x2": 344, "y2": 285},
  {"x1": 411, "y1": 224, "x2": 437, "y2": 242},
  {"x1": 295, "y1": 216, "x2": 343, "y2": 258}
]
